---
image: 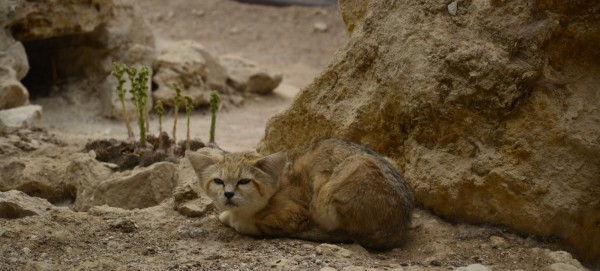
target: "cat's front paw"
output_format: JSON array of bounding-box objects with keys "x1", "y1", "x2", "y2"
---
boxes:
[{"x1": 218, "y1": 211, "x2": 232, "y2": 226}]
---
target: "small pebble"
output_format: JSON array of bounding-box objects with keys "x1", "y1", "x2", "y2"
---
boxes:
[
  {"x1": 448, "y1": 1, "x2": 458, "y2": 15},
  {"x1": 314, "y1": 22, "x2": 329, "y2": 32}
]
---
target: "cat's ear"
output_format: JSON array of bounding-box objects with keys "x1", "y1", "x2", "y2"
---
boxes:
[
  {"x1": 254, "y1": 152, "x2": 287, "y2": 180},
  {"x1": 186, "y1": 148, "x2": 223, "y2": 176}
]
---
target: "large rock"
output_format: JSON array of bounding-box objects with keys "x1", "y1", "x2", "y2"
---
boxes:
[
  {"x1": 0, "y1": 105, "x2": 42, "y2": 133},
  {"x1": 0, "y1": 79, "x2": 28, "y2": 110},
  {"x1": 0, "y1": 144, "x2": 72, "y2": 204},
  {"x1": 65, "y1": 153, "x2": 114, "y2": 211},
  {"x1": 260, "y1": 0, "x2": 600, "y2": 264},
  {"x1": 0, "y1": 4, "x2": 29, "y2": 110},
  {"x1": 152, "y1": 40, "x2": 227, "y2": 108},
  {"x1": 0, "y1": 190, "x2": 54, "y2": 219},
  {"x1": 67, "y1": 154, "x2": 178, "y2": 211},
  {"x1": 220, "y1": 54, "x2": 283, "y2": 95},
  {"x1": 2, "y1": 0, "x2": 155, "y2": 118}
]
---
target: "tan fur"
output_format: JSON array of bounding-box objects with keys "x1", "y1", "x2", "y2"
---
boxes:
[{"x1": 187, "y1": 138, "x2": 414, "y2": 249}]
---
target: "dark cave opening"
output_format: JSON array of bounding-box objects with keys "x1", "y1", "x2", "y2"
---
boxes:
[{"x1": 19, "y1": 31, "x2": 109, "y2": 99}]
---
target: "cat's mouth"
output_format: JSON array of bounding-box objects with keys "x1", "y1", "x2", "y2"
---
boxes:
[{"x1": 224, "y1": 199, "x2": 238, "y2": 207}]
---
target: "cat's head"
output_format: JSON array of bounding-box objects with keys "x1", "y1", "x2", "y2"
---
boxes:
[{"x1": 187, "y1": 148, "x2": 287, "y2": 213}]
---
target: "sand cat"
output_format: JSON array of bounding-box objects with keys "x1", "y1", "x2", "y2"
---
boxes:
[{"x1": 187, "y1": 138, "x2": 414, "y2": 249}]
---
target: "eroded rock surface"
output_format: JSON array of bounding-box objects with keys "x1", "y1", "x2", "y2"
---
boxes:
[
  {"x1": 260, "y1": 0, "x2": 600, "y2": 264},
  {"x1": 0, "y1": 190, "x2": 54, "y2": 219}
]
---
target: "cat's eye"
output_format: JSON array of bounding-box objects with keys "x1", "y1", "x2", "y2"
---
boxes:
[
  {"x1": 237, "y1": 179, "x2": 251, "y2": 185},
  {"x1": 213, "y1": 178, "x2": 224, "y2": 185}
]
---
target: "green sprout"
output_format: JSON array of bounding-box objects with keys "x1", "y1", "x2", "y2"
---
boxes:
[
  {"x1": 155, "y1": 100, "x2": 165, "y2": 150},
  {"x1": 112, "y1": 62, "x2": 134, "y2": 140},
  {"x1": 125, "y1": 67, "x2": 139, "y2": 122},
  {"x1": 172, "y1": 83, "x2": 182, "y2": 145},
  {"x1": 184, "y1": 96, "x2": 193, "y2": 150},
  {"x1": 127, "y1": 66, "x2": 150, "y2": 147},
  {"x1": 209, "y1": 91, "x2": 220, "y2": 144}
]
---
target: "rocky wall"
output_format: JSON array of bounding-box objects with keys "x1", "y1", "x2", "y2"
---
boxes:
[
  {"x1": 260, "y1": 0, "x2": 600, "y2": 264},
  {"x1": 1, "y1": 0, "x2": 155, "y2": 118}
]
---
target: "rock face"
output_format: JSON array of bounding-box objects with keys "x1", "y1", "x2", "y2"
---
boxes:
[
  {"x1": 261, "y1": 0, "x2": 600, "y2": 264},
  {"x1": 2, "y1": 0, "x2": 155, "y2": 118},
  {"x1": 67, "y1": 154, "x2": 178, "y2": 211}
]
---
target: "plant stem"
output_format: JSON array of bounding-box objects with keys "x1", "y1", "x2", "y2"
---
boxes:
[
  {"x1": 209, "y1": 91, "x2": 220, "y2": 144},
  {"x1": 184, "y1": 96, "x2": 193, "y2": 150},
  {"x1": 172, "y1": 83, "x2": 182, "y2": 146},
  {"x1": 112, "y1": 63, "x2": 134, "y2": 140},
  {"x1": 126, "y1": 66, "x2": 150, "y2": 147},
  {"x1": 155, "y1": 101, "x2": 165, "y2": 150}
]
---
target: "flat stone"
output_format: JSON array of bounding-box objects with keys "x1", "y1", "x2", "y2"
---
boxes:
[
  {"x1": 220, "y1": 54, "x2": 282, "y2": 95},
  {"x1": 0, "y1": 190, "x2": 53, "y2": 219},
  {"x1": 456, "y1": 264, "x2": 492, "y2": 271},
  {"x1": 448, "y1": 1, "x2": 458, "y2": 15},
  {"x1": 177, "y1": 197, "x2": 214, "y2": 218},
  {"x1": 545, "y1": 263, "x2": 583, "y2": 271},
  {"x1": 0, "y1": 105, "x2": 41, "y2": 133},
  {"x1": 315, "y1": 243, "x2": 353, "y2": 258}
]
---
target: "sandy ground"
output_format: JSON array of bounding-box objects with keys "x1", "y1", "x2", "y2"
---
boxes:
[{"x1": 1, "y1": 0, "x2": 593, "y2": 270}]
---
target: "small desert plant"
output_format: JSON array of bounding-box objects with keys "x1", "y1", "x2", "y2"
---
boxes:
[
  {"x1": 172, "y1": 83, "x2": 182, "y2": 145},
  {"x1": 184, "y1": 96, "x2": 193, "y2": 150},
  {"x1": 112, "y1": 62, "x2": 134, "y2": 140},
  {"x1": 155, "y1": 100, "x2": 165, "y2": 150},
  {"x1": 209, "y1": 91, "x2": 220, "y2": 144},
  {"x1": 126, "y1": 66, "x2": 151, "y2": 147}
]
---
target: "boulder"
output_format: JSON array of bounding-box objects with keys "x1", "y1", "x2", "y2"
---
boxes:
[
  {"x1": 65, "y1": 153, "x2": 114, "y2": 211},
  {"x1": 220, "y1": 54, "x2": 282, "y2": 95},
  {"x1": 152, "y1": 40, "x2": 226, "y2": 108},
  {"x1": 260, "y1": 0, "x2": 600, "y2": 264},
  {"x1": 0, "y1": 7, "x2": 30, "y2": 110},
  {"x1": 0, "y1": 105, "x2": 42, "y2": 133},
  {"x1": 91, "y1": 162, "x2": 177, "y2": 210},
  {"x1": 0, "y1": 155, "x2": 70, "y2": 204},
  {"x1": 0, "y1": 190, "x2": 54, "y2": 219},
  {"x1": 0, "y1": 79, "x2": 29, "y2": 110},
  {"x1": 67, "y1": 154, "x2": 177, "y2": 211}
]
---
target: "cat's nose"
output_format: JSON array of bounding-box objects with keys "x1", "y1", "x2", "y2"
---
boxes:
[{"x1": 224, "y1": 192, "x2": 235, "y2": 199}]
